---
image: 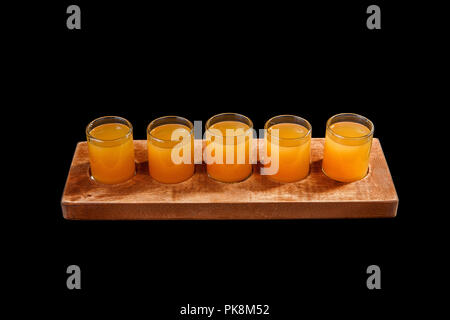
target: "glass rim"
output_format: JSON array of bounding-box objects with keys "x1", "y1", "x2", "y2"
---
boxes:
[
  {"x1": 264, "y1": 114, "x2": 312, "y2": 140},
  {"x1": 326, "y1": 113, "x2": 374, "y2": 140},
  {"x1": 205, "y1": 112, "x2": 254, "y2": 138},
  {"x1": 86, "y1": 116, "x2": 133, "y2": 143},
  {"x1": 147, "y1": 115, "x2": 194, "y2": 143}
]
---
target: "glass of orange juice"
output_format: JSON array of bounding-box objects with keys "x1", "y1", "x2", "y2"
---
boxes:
[
  {"x1": 322, "y1": 113, "x2": 374, "y2": 182},
  {"x1": 205, "y1": 113, "x2": 254, "y2": 183},
  {"x1": 263, "y1": 115, "x2": 312, "y2": 183},
  {"x1": 86, "y1": 116, "x2": 136, "y2": 184},
  {"x1": 147, "y1": 116, "x2": 194, "y2": 184}
]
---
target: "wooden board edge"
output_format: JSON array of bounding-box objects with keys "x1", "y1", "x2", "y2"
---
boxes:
[
  {"x1": 61, "y1": 200, "x2": 398, "y2": 220},
  {"x1": 374, "y1": 137, "x2": 399, "y2": 212},
  {"x1": 61, "y1": 141, "x2": 85, "y2": 211}
]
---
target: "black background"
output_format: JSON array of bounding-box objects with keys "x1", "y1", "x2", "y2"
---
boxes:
[{"x1": 14, "y1": 0, "x2": 445, "y2": 318}]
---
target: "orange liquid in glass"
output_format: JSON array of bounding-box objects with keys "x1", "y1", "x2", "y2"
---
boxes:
[
  {"x1": 265, "y1": 123, "x2": 311, "y2": 182},
  {"x1": 147, "y1": 123, "x2": 194, "y2": 184},
  {"x1": 322, "y1": 121, "x2": 372, "y2": 182},
  {"x1": 206, "y1": 121, "x2": 252, "y2": 183},
  {"x1": 87, "y1": 123, "x2": 135, "y2": 184}
]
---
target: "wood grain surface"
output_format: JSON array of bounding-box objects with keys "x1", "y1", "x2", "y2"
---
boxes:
[{"x1": 61, "y1": 139, "x2": 398, "y2": 220}]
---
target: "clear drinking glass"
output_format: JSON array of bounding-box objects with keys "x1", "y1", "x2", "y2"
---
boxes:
[
  {"x1": 147, "y1": 116, "x2": 195, "y2": 184},
  {"x1": 264, "y1": 115, "x2": 312, "y2": 183},
  {"x1": 205, "y1": 113, "x2": 253, "y2": 183},
  {"x1": 86, "y1": 116, "x2": 135, "y2": 184},
  {"x1": 322, "y1": 113, "x2": 374, "y2": 182}
]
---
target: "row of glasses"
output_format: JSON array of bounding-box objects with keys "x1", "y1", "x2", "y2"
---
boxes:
[{"x1": 86, "y1": 113, "x2": 374, "y2": 185}]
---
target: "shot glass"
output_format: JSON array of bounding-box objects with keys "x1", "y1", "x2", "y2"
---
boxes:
[
  {"x1": 205, "y1": 113, "x2": 253, "y2": 183},
  {"x1": 263, "y1": 115, "x2": 312, "y2": 183},
  {"x1": 322, "y1": 113, "x2": 374, "y2": 182},
  {"x1": 86, "y1": 116, "x2": 136, "y2": 184},
  {"x1": 147, "y1": 116, "x2": 194, "y2": 184}
]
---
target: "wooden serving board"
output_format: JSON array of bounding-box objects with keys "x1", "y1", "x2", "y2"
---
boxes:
[{"x1": 61, "y1": 139, "x2": 398, "y2": 220}]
